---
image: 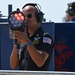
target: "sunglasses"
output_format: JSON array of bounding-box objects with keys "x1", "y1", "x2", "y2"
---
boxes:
[{"x1": 25, "y1": 13, "x2": 33, "y2": 18}]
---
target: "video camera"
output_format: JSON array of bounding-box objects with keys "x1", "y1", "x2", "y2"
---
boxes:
[
  {"x1": 8, "y1": 8, "x2": 26, "y2": 32},
  {"x1": 8, "y1": 8, "x2": 26, "y2": 49}
]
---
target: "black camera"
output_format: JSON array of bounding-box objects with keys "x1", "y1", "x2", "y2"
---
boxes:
[{"x1": 8, "y1": 8, "x2": 26, "y2": 32}]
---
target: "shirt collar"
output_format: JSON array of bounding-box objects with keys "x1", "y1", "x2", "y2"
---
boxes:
[
  {"x1": 71, "y1": 18, "x2": 75, "y2": 21},
  {"x1": 27, "y1": 26, "x2": 43, "y2": 38}
]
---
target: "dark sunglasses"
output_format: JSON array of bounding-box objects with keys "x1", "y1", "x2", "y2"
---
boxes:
[{"x1": 25, "y1": 13, "x2": 33, "y2": 18}]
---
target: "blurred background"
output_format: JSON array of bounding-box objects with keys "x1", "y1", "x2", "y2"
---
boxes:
[{"x1": 0, "y1": 0, "x2": 75, "y2": 22}]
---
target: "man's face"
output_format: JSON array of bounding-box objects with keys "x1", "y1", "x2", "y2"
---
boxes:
[
  {"x1": 22, "y1": 6, "x2": 38, "y2": 28},
  {"x1": 66, "y1": 11, "x2": 75, "y2": 22},
  {"x1": 66, "y1": 12, "x2": 71, "y2": 22}
]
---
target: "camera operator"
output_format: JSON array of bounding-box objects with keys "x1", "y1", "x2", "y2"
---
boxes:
[
  {"x1": 66, "y1": 2, "x2": 75, "y2": 22},
  {"x1": 10, "y1": 3, "x2": 54, "y2": 71}
]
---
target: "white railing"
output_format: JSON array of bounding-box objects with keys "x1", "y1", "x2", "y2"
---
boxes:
[{"x1": 0, "y1": 70, "x2": 75, "y2": 75}]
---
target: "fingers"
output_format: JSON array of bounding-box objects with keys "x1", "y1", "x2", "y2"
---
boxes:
[
  {"x1": 14, "y1": 31, "x2": 21, "y2": 36},
  {"x1": 13, "y1": 31, "x2": 24, "y2": 42},
  {"x1": 13, "y1": 31, "x2": 20, "y2": 40},
  {"x1": 12, "y1": 29, "x2": 28, "y2": 43},
  {"x1": 13, "y1": 31, "x2": 21, "y2": 44}
]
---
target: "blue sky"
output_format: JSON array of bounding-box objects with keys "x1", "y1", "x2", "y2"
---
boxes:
[{"x1": 0, "y1": 0, "x2": 75, "y2": 22}]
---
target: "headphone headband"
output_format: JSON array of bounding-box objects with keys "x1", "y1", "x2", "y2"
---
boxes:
[
  {"x1": 22, "y1": 3, "x2": 37, "y2": 9},
  {"x1": 22, "y1": 3, "x2": 44, "y2": 23}
]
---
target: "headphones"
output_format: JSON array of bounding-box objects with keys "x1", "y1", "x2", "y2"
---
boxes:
[
  {"x1": 66, "y1": 2, "x2": 75, "y2": 16},
  {"x1": 67, "y1": 7, "x2": 75, "y2": 16},
  {"x1": 22, "y1": 3, "x2": 44, "y2": 23}
]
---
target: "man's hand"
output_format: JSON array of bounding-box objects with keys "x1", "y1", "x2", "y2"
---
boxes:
[{"x1": 13, "y1": 29, "x2": 30, "y2": 44}]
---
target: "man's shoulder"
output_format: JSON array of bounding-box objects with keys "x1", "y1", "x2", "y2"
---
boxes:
[
  {"x1": 68, "y1": 21, "x2": 75, "y2": 23},
  {"x1": 43, "y1": 32, "x2": 52, "y2": 39}
]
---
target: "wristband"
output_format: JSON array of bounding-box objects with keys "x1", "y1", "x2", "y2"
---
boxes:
[{"x1": 26, "y1": 41, "x2": 33, "y2": 48}]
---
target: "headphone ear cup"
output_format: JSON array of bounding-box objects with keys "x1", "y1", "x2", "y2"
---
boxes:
[
  {"x1": 67, "y1": 5, "x2": 75, "y2": 16},
  {"x1": 68, "y1": 9, "x2": 75, "y2": 16},
  {"x1": 36, "y1": 11, "x2": 44, "y2": 23}
]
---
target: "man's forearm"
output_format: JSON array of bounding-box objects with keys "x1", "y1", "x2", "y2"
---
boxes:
[{"x1": 10, "y1": 44, "x2": 19, "y2": 69}]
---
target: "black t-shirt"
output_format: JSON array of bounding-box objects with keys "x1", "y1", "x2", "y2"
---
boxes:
[{"x1": 19, "y1": 26, "x2": 54, "y2": 71}]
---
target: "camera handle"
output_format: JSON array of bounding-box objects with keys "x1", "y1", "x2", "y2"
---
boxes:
[{"x1": 14, "y1": 39, "x2": 20, "y2": 49}]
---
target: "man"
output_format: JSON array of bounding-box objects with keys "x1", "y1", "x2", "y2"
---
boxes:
[
  {"x1": 10, "y1": 3, "x2": 54, "y2": 71},
  {"x1": 66, "y1": 2, "x2": 75, "y2": 22}
]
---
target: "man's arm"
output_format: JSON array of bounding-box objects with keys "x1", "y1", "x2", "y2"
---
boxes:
[
  {"x1": 10, "y1": 44, "x2": 19, "y2": 69},
  {"x1": 26, "y1": 42, "x2": 49, "y2": 67}
]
